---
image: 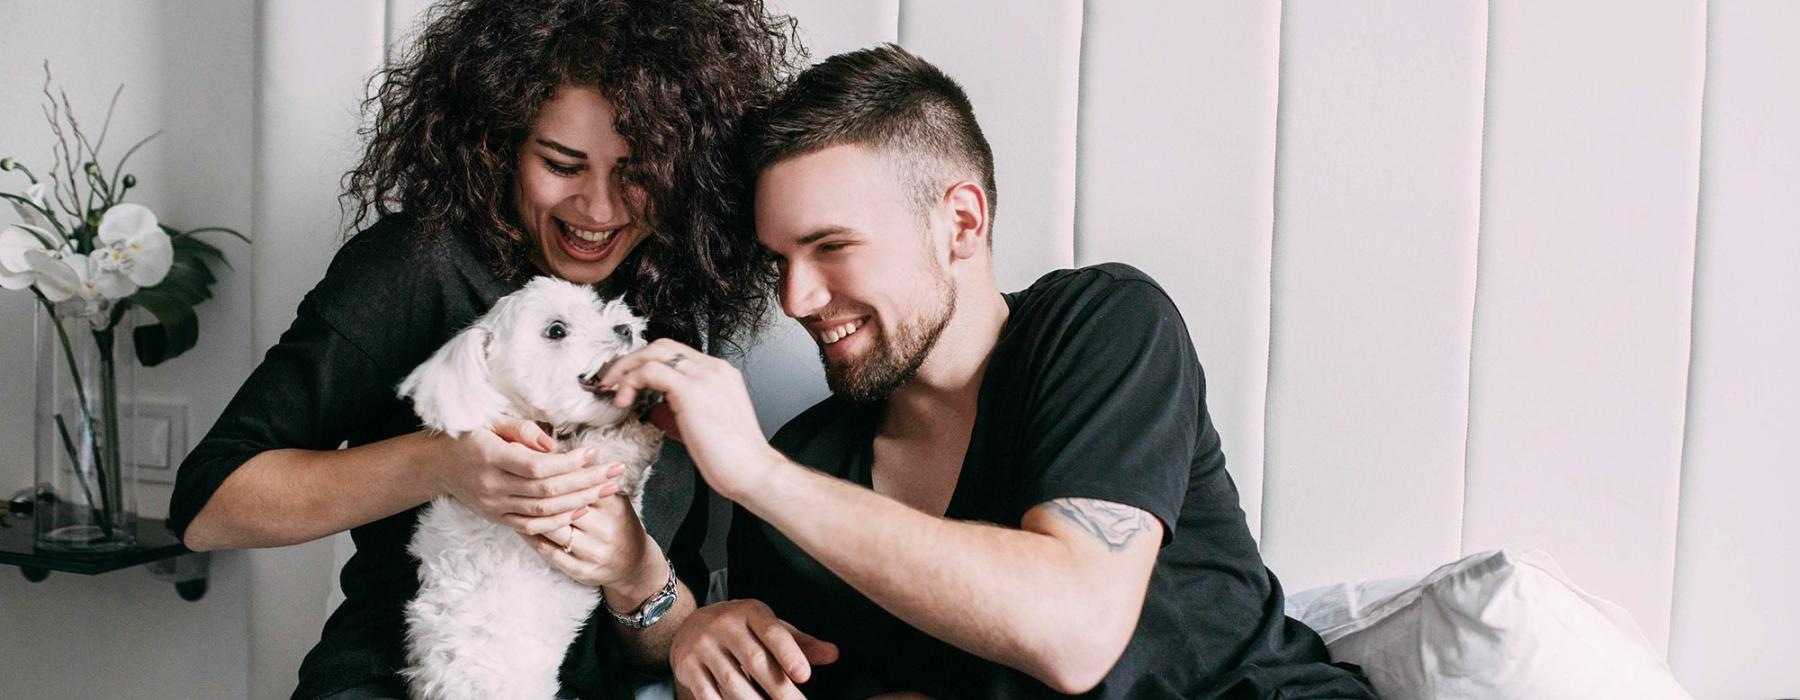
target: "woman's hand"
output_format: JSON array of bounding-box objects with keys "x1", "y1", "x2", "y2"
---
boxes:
[
  {"x1": 522, "y1": 493, "x2": 658, "y2": 592},
  {"x1": 670, "y1": 599, "x2": 839, "y2": 700},
  {"x1": 425, "y1": 416, "x2": 624, "y2": 537}
]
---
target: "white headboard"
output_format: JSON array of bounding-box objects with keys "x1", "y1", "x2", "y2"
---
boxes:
[
  {"x1": 730, "y1": 2, "x2": 1797, "y2": 698},
  {"x1": 307, "y1": 2, "x2": 1795, "y2": 698}
]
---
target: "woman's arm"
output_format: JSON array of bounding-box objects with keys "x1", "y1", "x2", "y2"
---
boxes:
[{"x1": 184, "y1": 419, "x2": 625, "y2": 551}]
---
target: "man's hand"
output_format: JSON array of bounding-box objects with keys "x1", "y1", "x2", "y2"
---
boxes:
[
  {"x1": 427, "y1": 416, "x2": 624, "y2": 536},
  {"x1": 598, "y1": 339, "x2": 784, "y2": 500},
  {"x1": 670, "y1": 599, "x2": 839, "y2": 700}
]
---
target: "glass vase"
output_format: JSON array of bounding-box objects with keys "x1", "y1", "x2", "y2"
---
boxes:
[{"x1": 33, "y1": 297, "x2": 138, "y2": 553}]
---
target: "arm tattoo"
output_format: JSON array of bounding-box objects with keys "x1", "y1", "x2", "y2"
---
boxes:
[{"x1": 1046, "y1": 498, "x2": 1152, "y2": 552}]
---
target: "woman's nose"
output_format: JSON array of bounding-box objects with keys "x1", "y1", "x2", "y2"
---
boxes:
[{"x1": 577, "y1": 170, "x2": 627, "y2": 224}]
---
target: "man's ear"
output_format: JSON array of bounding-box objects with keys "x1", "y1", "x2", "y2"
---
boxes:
[
  {"x1": 397, "y1": 322, "x2": 508, "y2": 436},
  {"x1": 942, "y1": 179, "x2": 990, "y2": 261}
]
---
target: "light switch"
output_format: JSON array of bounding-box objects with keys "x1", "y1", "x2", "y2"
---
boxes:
[{"x1": 126, "y1": 400, "x2": 187, "y2": 484}]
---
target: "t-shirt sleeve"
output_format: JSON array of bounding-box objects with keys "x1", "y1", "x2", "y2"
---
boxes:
[
  {"x1": 1013, "y1": 275, "x2": 1202, "y2": 542},
  {"x1": 165, "y1": 292, "x2": 399, "y2": 541}
]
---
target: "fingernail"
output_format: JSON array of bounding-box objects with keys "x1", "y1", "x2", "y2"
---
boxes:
[
  {"x1": 584, "y1": 448, "x2": 598, "y2": 462},
  {"x1": 607, "y1": 462, "x2": 625, "y2": 474},
  {"x1": 571, "y1": 506, "x2": 589, "y2": 519}
]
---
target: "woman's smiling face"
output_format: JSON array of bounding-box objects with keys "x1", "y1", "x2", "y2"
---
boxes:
[{"x1": 514, "y1": 85, "x2": 648, "y2": 285}]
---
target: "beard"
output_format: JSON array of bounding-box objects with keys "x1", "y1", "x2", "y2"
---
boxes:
[{"x1": 823, "y1": 266, "x2": 956, "y2": 403}]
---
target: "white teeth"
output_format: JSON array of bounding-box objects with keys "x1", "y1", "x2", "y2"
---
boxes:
[
  {"x1": 561, "y1": 220, "x2": 616, "y2": 245},
  {"x1": 821, "y1": 319, "x2": 864, "y2": 345}
]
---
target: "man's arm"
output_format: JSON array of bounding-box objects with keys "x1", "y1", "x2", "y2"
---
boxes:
[
  {"x1": 602, "y1": 340, "x2": 1164, "y2": 694},
  {"x1": 735, "y1": 452, "x2": 1161, "y2": 695}
]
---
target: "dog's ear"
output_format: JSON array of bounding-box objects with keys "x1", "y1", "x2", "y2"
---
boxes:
[{"x1": 398, "y1": 323, "x2": 508, "y2": 436}]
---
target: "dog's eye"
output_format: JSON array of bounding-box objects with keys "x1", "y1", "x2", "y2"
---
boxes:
[
  {"x1": 612, "y1": 324, "x2": 633, "y2": 342},
  {"x1": 544, "y1": 321, "x2": 568, "y2": 341}
]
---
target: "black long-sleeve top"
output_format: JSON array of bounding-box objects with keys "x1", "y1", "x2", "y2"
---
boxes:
[{"x1": 168, "y1": 215, "x2": 708, "y2": 699}]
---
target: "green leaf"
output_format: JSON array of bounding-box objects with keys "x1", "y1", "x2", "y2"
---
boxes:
[
  {"x1": 176, "y1": 226, "x2": 251, "y2": 246},
  {"x1": 130, "y1": 289, "x2": 200, "y2": 367},
  {"x1": 166, "y1": 226, "x2": 236, "y2": 270}
]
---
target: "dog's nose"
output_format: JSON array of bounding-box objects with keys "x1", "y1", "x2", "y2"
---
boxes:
[{"x1": 613, "y1": 324, "x2": 633, "y2": 343}]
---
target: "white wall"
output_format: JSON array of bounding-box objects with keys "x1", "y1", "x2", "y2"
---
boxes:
[
  {"x1": 0, "y1": 2, "x2": 256, "y2": 699},
  {"x1": 2, "y1": 1, "x2": 1794, "y2": 698}
]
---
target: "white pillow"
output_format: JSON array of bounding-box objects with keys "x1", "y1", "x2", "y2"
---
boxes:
[{"x1": 1287, "y1": 549, "x2": 1692, "y2": 700}]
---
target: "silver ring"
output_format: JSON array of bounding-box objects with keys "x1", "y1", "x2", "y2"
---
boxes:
[{"x1": 665, "y1": 352, "x2": 688, "y2": 370}]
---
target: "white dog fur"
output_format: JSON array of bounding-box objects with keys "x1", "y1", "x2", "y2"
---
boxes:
[{"x1": 396, "y1": 277, "x2": 664, "y2": 700}]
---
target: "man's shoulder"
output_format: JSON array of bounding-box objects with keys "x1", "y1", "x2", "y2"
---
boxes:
[
  {"x1": 769, "y1": 395, "x2": 867, "y2": 463},
  {"x1": 1009, "y1": 263, "x2": 1183, "y2": 332}
]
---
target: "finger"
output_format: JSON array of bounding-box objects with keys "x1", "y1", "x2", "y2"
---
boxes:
[
  {"x1": 749, "y1": 621, "x2": 822, "y2": 683},
  {"x1": 502, "y1": 500, "x2": 599, "y2": 536},
  {"x1": 677, "y1": 665, "x2": 725, "y2": 700},
  {"x1": 598, "y1": 339, "x2": 701, "y2": 387},
  {"x1": 701, "y1": 650, "x2": 764, "y2": 700},
  {"x1": 520, "y1": 532, "x2": 584, "y2": 576},
  {"x1": 784, "y1": 622, "x2": 841, "y2": 666},
  {"x1": 567, "y1": 494, "x2": 635, "y2": 532},
  {"x1": 500, "y1": 446, "x2": 599, "y2": 479},
  {"x1": 608, "y1": 360, "x2": 692, "y2": 410},
  {"x1": 729, "y1": 630, "x2": 804, "y2": 700},
  {"x1": 509, "y1": 462, "x2": 625, "y2": 498},
  {"x1": 492, "y1": 417, "x2": 556, "y2": 452},
  {"x1": 500, "y1": 483, "x2": 612, "y2": 518},
  {"x1": 498, "y1": 477, "x2": 619, "y2": 533}
]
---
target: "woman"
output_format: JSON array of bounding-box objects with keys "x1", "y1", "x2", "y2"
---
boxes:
[{"x1": 166, "y1": 1, "x2": 800, "y2": 698}]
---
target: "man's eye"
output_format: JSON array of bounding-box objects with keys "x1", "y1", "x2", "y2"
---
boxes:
[
  {"x1": 544, "y1": 158, "x2": 582, "y2": 176},
  {"x1": 545, "y1": 321, "x2": 568, "y2": 340},
  {"x1": 818, "y1": 242, "x2": 849, "y2": 253}
]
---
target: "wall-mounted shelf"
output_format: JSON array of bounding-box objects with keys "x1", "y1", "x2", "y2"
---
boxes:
[{"x1": 0, "y1": 516, "x2": 209, "y2": 601}]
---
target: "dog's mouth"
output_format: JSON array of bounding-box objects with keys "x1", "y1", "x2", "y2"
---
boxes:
[{"x1": 580, "y1": 361, "x2": 663, "y2": 423}]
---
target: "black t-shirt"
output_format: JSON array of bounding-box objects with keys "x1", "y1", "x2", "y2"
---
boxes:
[
  {"x1": 167, "y1": 215, "x2": 711, "y2": 700},
  {"x1": 728, "y1": 264, "x2": 1376, "y2": 699}
]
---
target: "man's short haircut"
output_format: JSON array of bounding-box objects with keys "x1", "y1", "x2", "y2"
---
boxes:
[{"x1": 747, "y1": 43, "x2": 998, "y2": 238}]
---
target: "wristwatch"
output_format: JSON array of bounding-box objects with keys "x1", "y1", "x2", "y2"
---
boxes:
[{"x1": 602, "y1": 556, "x2": 678, "y2": 629}]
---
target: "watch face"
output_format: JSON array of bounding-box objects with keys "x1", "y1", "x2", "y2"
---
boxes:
[{"x1": 642, "y1": 590, "x2": 677, "y2": 623}]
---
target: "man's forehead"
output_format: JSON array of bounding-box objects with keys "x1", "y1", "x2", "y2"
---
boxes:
[{"x1": 756, "y1": 144, "x2": 906, "y2": 245}]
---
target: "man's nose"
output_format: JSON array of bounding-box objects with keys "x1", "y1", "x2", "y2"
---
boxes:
[{"x1": 781, "y1": 261, "x2": 828, "y2": 319}]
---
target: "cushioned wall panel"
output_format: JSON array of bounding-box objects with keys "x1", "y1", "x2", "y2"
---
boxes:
[
  {"x1": 1260, "y1": 0, "x2": 1487, "y2": 590},
  {"x1": 739, "y1": 0, "x2": 895, "y2": 435},
  {"x1": 899, "y1": 0, "x2": 1082, "y2": 292},
  {"x1": 772, "y1": 0, "x2": 899, "y2": 61},
  {"x1": 1463, "y1": 0, "x2": 1704, "y2": 651},
  {"x1": 1075, "y1": 1, "x2": 1281, "y2": 537},
  {"x1": 1667, "y1": 2, "x2": 1800, "y2": 696}
]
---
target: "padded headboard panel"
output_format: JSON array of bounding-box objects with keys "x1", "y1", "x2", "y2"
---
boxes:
[{"x1": 737, "y1": 2, "x2": 1799, "y2": 697}]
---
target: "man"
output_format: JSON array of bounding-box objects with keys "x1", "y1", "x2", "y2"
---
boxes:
[{"x1": 599, "y1": 45, "x2": 1376, "y2": 699}]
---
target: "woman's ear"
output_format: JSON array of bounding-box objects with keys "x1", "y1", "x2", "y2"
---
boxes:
[{"x1": 398, "y1": 323, "x2": 508, "y2": 436}]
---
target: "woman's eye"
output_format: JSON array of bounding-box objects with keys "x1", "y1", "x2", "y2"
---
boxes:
[
  {"x1": 545, "y1": 321, "x2": 568, "y2": 340},
  {"x1": 818, "y1": 242, "x2": 849, "y2": 254},
  {"x1": 544, "y1": 158, "x2": 582, "y2": 177}
]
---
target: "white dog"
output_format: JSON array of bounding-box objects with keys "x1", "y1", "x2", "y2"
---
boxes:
[{"x1": 396, "y1": 277, "x2": 664, "y2": 700}]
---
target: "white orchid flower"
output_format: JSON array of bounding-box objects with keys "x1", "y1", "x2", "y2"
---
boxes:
[
  {"x1": 22, "y1": 247, "x2": 97, "y2": 303},
  {"x1": 10, "y1": 181, "x2": 52, "y2": 228},
  {"x1": 0, "y1": 225, "x2": 44, "y2": 290},
  {"x1": 88, "y1": 203, "x2": 173, "y2": 298}
]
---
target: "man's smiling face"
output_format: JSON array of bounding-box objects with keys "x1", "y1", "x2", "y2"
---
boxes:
[{"x1": 755, "y1": 144, "x2": 956, "y2": 403}]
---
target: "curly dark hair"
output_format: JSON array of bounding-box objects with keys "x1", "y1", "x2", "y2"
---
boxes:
[{"x1": 342, "y1": 0, "x2": 803, "y2": 352}]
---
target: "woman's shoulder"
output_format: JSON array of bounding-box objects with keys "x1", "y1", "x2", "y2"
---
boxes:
[{"x1": 302, "y1": 214, "x2": 516, "y2": 370}]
